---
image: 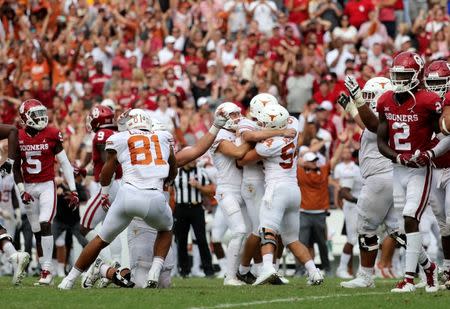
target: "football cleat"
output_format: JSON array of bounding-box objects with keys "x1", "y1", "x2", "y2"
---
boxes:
[
  {"x1": 253, "y1": 265, "x2": 279, "y2": 286},
  {"x1": 97, "y1": 260, "x2": 120, "y2": 288},
  {"x1": 391, "y1": 279, "x2": 416, "y2": 293},
  {"x1": 10, "y1": 252, "x2": 30, "y2": 285},
  {"x1": 272, "y1": 273, "x2": 289, "y2": 285},
  {"x1": 224, "y1": 277, "x2": 246, "y2": 286},
  {"x1": 341, "y1": 272, "x2": 375, "y2": 288},
  {"x1": 58, "y1": 277, "x2": 75, "y2": 290},
  {"x1": 191, "y1": 267, "x2": 206, "y2": 278},
  {"x1": 236, "y1": 271, "x2": 257, "y2": 284},
  {"x1": 336, "y1": 267, "x2": 354, "y2": 279},
  {"x1": 424, "y1": 262, "x2": 439, "y2": 293},
  {"x1": 82, "y1": 258, "x2": 103, "y2": 289},
  {"x1": 307, "y1": 269, "x2": 324, "y2": 286},
  {"x1": 35, "y1": 270, "x2": 53, "y2": 286}
]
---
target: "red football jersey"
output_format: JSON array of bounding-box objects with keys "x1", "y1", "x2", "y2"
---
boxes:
[
  {"x1": 431, "y1": 92, "x2": 450, "y2": 168},
  {"x1": 92, "y1": 128, "x2": 122, "y2": 182},
  {"x1": 377, "y1": 90, "x2": 442, "y2": 155},
  {"x1": 18, "y1": 126, "x2": 63, "y2": 183}
]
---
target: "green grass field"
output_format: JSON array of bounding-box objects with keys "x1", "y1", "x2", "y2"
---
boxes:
[{"x1": 1, "y1": 277, "x2": 450, "y2": 309}]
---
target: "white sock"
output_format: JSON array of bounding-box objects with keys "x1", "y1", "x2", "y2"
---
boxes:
[
  {"x1": 418, "y1": 247, "x2": 431, "y2": 269},
  {"x1": 338, "y1": 252, "x2": 351, "y2": 270},
  {"x1": 443, "y1": 259, "x2": 450, "y2": 271},
  {"x1": 225, "y1": 235, "x2": 244, "y2": 278},
  {"x1": 274, "y1": 259, "x2": 280, "y2": 271},
  {"x1": 405, "y1": 232, "x2": 422, "y2": 274},
  {"x1": 66, "y1": 267, "x2": 82, "y2": 281},
  {"x1": 360, "y1": 266, "x2": 374, "y2": 276},
  {"x1": 148, "y1": 256, "x2": 165, "y2": 281},
  {"x1": 218, "y1": 258, "x2": 227, "y2": 270},
  {"x1": 100, "y1": 264, "x2": 110, "y2": 277},
  {"x1": 57, "y1": 263, "x2": 65, "y2": 275},
  {"x1": 304, "y1": 260, "x2": 317, "y2": 276},
  {"x1": 239, "y1": 265, "x2": 250, "y2": 274},
  {"x1": 41, "y1": 235, "x2": 54, "y2": 271},
  {"x1": 2, "y1": 242, "x2": 16, "y2": 259},
  {"x1": 262, "y1": 253, "x2": 273, "y2": 268}
]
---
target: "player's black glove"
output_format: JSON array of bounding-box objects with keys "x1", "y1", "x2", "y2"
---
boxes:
[
  {"x1": 0, "y1": 158, "x2": 14, "y2": 176},
  {"x1": 337, "y1": 93, "x2": 351, "y2": 110}
]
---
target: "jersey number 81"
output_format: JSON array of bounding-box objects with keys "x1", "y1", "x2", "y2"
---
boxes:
[{"x1": 127, "y1": 135, "x2": 166, "y2": 166}]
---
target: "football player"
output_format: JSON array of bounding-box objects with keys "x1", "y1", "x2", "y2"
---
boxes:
[
  {"x1": 81, "y1": 105, "x2": 123, "y2": 275},
  {"x1": 237, "y1": 93, "x2": 296, "y2": 284},
  {"x1": 238, "y1": 105, "x2": 323, "y2": 286},
  {"x1": 209, "y1": 102, "x2": 252, "y2": 286},
  {"x1": 334, "y1": 146, "x2": 363, "y2": 279},
  {"x1": 0, "y1": 124, "x2": 30, "y2": 285},
  {"x1": 414, "y1": 60, "x2": 450, "y2": 289},
  {"x1": 351, "y1": 52, "x2": 441, "y2": 292},
  {"x1": 59, "y1": 108, "x2": 177, "y2": 289},
  {"x1": 13, "y1": 99, "x2": 79, "y2": 285},
  {"x1": 338, "y1": 77, "x2": 405, "y2": 288}
]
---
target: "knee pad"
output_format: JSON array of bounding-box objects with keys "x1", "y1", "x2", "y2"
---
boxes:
[
  {"x1": 389, "y1": 231, "x2": 407, "y2": 248},
  {"x1": 0, "y1": 233, "x2": 13, "y2": 243},
  {"x1": 259, "y1": 228, "x2": 277, "y2": 248},
  {"x1": 358, "y1": 234, "x2": 379, "y2": 252}
]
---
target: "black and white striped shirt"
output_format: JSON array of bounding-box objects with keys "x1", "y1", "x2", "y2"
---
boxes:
[{"x1": 174, "y1": 166, "x2": 211, "y2": 205}]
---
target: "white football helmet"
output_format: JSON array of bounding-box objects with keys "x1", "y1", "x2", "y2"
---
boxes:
[
  {"x1": 216, "y1": 102, "x2": 242, "y2": 131},
  {"x1": 258, "y1": 104, "x2": 289, "y2": 130},
  {"x1": 362, "y1": 77, "x2": 394, "y2": 112},
  {"x1": 249, "y1": 93, "x2": 278, "y2": 119},
  {"x1": 117, "y1": 109, "x2": 152, "y2": 132},
  {"x1": 151, "y1": 118, "x2": 168, "y2": 131},
  {"x1": 101, "y1": 98, "x2": 116, "y2": 112}
]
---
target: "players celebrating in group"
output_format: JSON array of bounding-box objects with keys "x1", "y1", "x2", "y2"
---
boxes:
[{"x1": 2, "y1": 50, "x2": 450, "y2": 295}]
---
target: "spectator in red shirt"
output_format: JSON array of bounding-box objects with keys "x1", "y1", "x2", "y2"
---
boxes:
[
  {"x1": 313, "y1": 80, "x2": 334, "y2": 105},
  {"x1": 344, "y1": 0, "x2": 375, "y2": 29},
  {"x1": 285, "y1": 0, "x2": 310, "y2": 24},
  {"x1": 89, "y1": 62, "x2": 111, "y2": 98}
]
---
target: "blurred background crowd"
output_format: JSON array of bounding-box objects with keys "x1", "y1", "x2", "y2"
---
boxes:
[{"x1": 0, "y1": 0, "x2": 449, "y2": 277}]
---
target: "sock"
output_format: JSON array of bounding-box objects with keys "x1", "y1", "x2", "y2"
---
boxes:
[
  {"x1": 99, "y1": 264, "x2": 110, "y2": 277},
  {"x1": 304, "y1": 260, "x2": 317, "y2": 276},
  {"x1": 41, "y1": 235, "x2": 54, "y2": 271},
  {"x1": 360, "y1": 266, "x2": 374, "y2": 276},
  {"x1": 405, "y1": 232, "x2": 422, "y2": 275},
  {"x1": 418, "y1": 247, "x2": 431, "y2": 269},
  {"x1": 239, "y1": 265, "x2": 250, "y2": 274},
  {"x1": 251, "y1": 262, "x2": 262, "y2": 276},
  {"x1": 338, "y1": 252, "x2": 351, "y2": 270},
  {"x1": 274, "y1": 259, "x2": 280, "y2": 271},
  {"x1": 218, "y1": 258, "x2": 227, "y2": 270},
  {"x1": 57, "y1": 263, "x2": 65, "y2": 275},
  {"x1": 148, "y1": 256, "x2": 165, "y2": 281},
  {"x1": 262, "y1": 253, "x2": 274, "y2": 268},
  {"x1": 443, "y1": 259, "x2": 450, "y2": 271},
  {"x1": 225, "y1": 234, "x2": 244, "y2": 278},
  {"x1": 2, "y1": 242, "x2": 16, "y2": 259},
  {"x1": 66, "y1": 267, "x2": 82, "y2": 281}
]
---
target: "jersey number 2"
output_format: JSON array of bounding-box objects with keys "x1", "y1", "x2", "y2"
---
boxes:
[
  {"x1": 392, "y1": 122, "x2": 411, "y2": 151},
  {"x1": 128, "y1": 135, "x2": 166, "y2": 166}
]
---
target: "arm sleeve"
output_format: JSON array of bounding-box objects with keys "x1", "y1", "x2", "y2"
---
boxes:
[
  {"x1": 432, "y1": 135, "x2": 450, "y2": 157},
  {"x1": 56, "y1": 150, "x2": 76, "y2": 192}
]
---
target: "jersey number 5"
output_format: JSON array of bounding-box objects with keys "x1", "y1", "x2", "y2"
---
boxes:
[
  {"x1": 25, "y1": 151, "x2": 42, "y2": 174},
  {"x1": 128, "y1": 135, "x2": 166, "y2": 166},
  {"x1": 392, "y1": 122, "x2": 411, "y2": 151},
  {"x1": 280, "y1": 143, "x2": 296, "y2": 169}
]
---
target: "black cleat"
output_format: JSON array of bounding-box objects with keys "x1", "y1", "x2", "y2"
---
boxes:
[
  {"x1": 236, "y1": 271, "x2": 257, "y2": 284},
  {"x1": 146, "y1": 280, "x2": 158, "y2": 289}
]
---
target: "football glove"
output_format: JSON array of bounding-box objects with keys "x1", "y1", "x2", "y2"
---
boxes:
[
  {"x1": 396, "y1": 153, "x2": 419, "y2": 168},
  {"x1": 0, "y1": 158, "x2": 14, "y2": 176},
  {"x1": 21, "y1": 192, "x2": 34, "y2": 205},
  {"x1": 337, "y1": 93, "x2": 350, "y2": 110},
  {"x1": 68, "y1": 191, "x2": 80, "y2": 209},
  {"x1": 415, "y1": 150, "x2": 435, "y2": 167},
  {"x1": 100, "y1": 193, "x2": 111, "y2": 212},
  {"x1": 344, "y1": 76, "x2": 364, "y2": 107}
]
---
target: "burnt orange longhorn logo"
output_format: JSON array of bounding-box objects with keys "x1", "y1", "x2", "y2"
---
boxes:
[
  {"x1": 378, "y1": 82, "x2": 387, "y2": 89},
  {"x1": 269, "y1": 114, "x2": 277, "y2": 121},
  {"x1": 260, "y1": 99, "x2": 270, "y2": 106}
]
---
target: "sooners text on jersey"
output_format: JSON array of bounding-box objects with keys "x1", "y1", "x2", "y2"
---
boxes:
[
  {"x1": 376, "y1": 90, "x2": 442, "y2": 155},
  {"x1": 19, "y1": 126, "x2": 62, "y2": 183}
]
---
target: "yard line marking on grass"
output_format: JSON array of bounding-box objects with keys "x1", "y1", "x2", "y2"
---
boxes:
[{"x1": 188, "y1": 291, "x2": 390, "y2": 309}]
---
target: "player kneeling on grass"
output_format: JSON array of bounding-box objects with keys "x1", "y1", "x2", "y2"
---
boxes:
[
  {"x1": 59, "y1": 109, "x2": 177, "y2": 289},
  {"x1": 238, "y1": 105, "x2": 323, "y2": 286}
]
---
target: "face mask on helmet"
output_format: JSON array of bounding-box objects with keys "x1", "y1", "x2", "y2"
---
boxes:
[
  {"x1": 389, "y1": 70, "x2": 419, "y2": 93},
  {"x1": 223, "y1": 111, "x2": 242, "y2": 131},
  {"x1": 27, "y1": 107, "x2": 48, "y2": 130},
  {"x1": 424, "y1": 77, "x2": 449, "y2": 98}
]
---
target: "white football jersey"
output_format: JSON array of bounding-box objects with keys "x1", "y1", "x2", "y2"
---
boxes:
[
  {"x1": 359, "y1": 129, "x2": 392, "y2": 178},
  {"x1": 237, "y1": 118, "x2": 265, "y2": 181},
  {"x1": 334, "y1": 161, "x2": 363, "y2": 205},
  {"x1": 209, "y1": 129, "x2": 243, "y2": 188},
  {"x1": 255, "y1": 118, "x2": 299, "y2": 184},
  {"x1": 105, "y1": 129, "x2": 174, "y2": 190}
]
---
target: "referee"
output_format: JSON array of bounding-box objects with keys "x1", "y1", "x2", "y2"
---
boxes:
[{"x1": 174, "y1": 158, "x2": 215, "y2": 277}]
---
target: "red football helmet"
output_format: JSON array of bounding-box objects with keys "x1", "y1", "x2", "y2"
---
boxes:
[
  {"x1": 424, "y1": 60, "x2": 450, "y2": 98},
  {"x1": 389, "y1": 51, "x2": 424, "y2": 93},
  {"x1": 19, "y1": 99, "x2": 48, "y2": 130},
  {"x1": 86, "y1": 105, "x2": 115, "y2": 132}
]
